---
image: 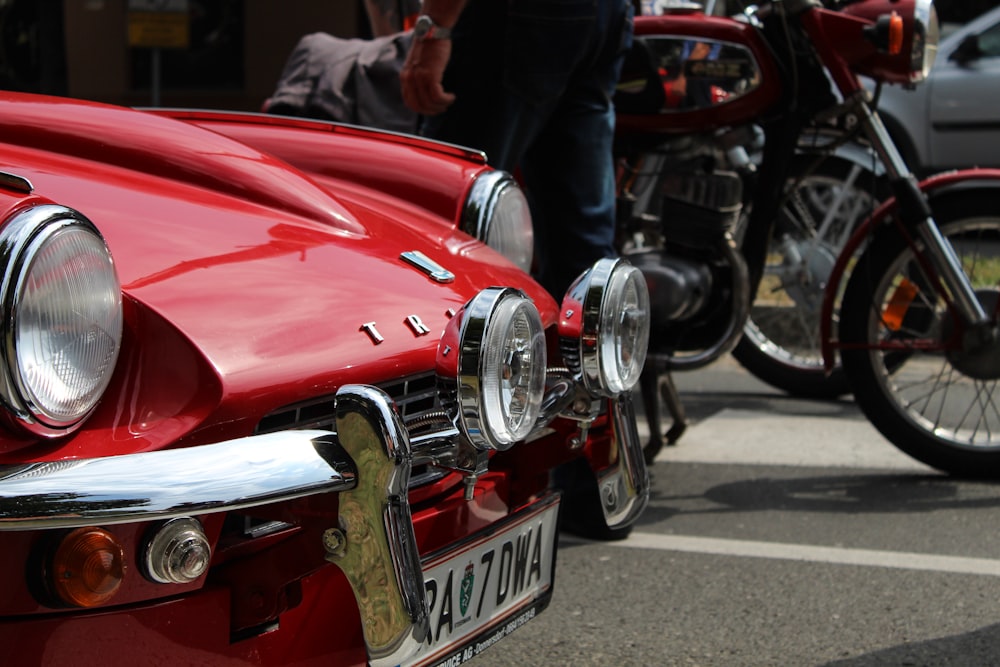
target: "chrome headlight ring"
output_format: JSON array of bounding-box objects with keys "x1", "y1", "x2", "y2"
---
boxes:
[
  {"x1": 461, "y1": 171, "x2": 534, "y2": 274},
  {"x1": 439, "y1": 287, "x2": 546, "y2": 451},
  {"x1": 0, "y1": 204, "x2": 123, "y2": 435},
  {"x1": 560, "y1": 258, "x2": 650, "y2": 397},
  {"x1": 912, "y1": 0, "x2": 939, "y2": 81}
]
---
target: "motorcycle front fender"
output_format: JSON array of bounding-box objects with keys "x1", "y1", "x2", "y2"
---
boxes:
[
  {"x1": 796, "y1": 133, "x2": 887, "y2": 179},
  {"x1": 819, "y1": 168, "x2": 1000, "y2": 371}
]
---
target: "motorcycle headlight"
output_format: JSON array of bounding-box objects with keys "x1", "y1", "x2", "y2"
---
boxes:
[
  {"x1": 462, "y1": 171, "x2": 533, "y2": 273},
  {"x1": 840, "y1": 0, "x2": 940, "y2": 85},
  {"x1": 440, "y1": 287, "x2": 546, "y2": 451},
  {"x1": 560, "y1": 258, "x2": 650, "y2": 396},
  {"x1": 912, "y1": 0, "x2": 939, "y2": 81},
  {"x1": 0, "y1": 205, "x2": 122, "y2": 435}
]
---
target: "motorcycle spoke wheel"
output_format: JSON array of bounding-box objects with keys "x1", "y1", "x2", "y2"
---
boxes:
[
  {"x1": 734, "y1": 153, "x2": 882, "y2": 398},
  {"x1": 840, "y1": 191, "x2": 1000, "y2": 477}
]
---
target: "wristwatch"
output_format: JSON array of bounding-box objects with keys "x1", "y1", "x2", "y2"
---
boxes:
[{"x1": 413, "y1": 14, "x2": 452, "y2": 41}]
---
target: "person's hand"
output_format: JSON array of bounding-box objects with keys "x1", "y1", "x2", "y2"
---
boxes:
[{"x1": 401, "y1": 39, "x2": 455, "y2": 116}]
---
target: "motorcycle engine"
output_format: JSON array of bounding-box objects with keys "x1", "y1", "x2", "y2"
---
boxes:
[{"x1": 619, "y1": 160, "x2": 748, "y2": 362}]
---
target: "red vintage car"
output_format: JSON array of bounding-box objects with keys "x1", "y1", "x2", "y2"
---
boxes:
[{"x1": 0, "y1": 92, "x2": 650, "y2": 666}]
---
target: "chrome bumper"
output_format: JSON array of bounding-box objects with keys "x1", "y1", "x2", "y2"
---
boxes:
[
  {"x1": 0, "y1": 430, "x2": 356, "y2": 529},
  {"x1": 0, "y1": 384, "x2": 429, "y2": 667}
]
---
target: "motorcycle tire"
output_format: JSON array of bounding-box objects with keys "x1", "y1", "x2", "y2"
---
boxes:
[
  {"x1": 733, "y1": 151, "x2": 885, "y2": 399},
  {"x1": 839, "y1": 189, "x2": 1000, "y2": 477}
]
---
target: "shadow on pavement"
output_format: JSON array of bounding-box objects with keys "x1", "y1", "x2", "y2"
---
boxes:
[
  {"x1": 820, "y1": 622, "x2": 1000, "y2": 666},
  {"x1": 624, "y1": 471, "x2": 1000, "y2": 527},
  {"x1": 700, "y1": 473, "x2": 998, "y2": 514}
]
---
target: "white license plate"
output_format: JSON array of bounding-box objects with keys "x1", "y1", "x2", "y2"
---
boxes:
[{"x1": 405, "y1": 495, "x2": 561, "y2": 667}]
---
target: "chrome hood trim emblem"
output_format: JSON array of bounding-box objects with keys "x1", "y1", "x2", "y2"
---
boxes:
[
  {"x1": 0, "y1": 170, "x2": 33, "y2": 194},
  {"x1": 400, "y1": 250, "x2": 455, "y2": 283}
]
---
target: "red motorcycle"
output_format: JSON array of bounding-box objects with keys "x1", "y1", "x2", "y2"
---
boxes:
[
  {"x1": 615, "y1": 0, "x2": 896, "y2": 455},
  {"x1": 617, "y1": 0, "x2": 1000, "y2": 476}
]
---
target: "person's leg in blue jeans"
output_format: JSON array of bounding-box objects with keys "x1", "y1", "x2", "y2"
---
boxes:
[
  {"x1": 421, "y1": 0, "x2": 633, "y2": 298},
  {"x1": 521, "y1": 71, "x2": 620, "y2": 299}
]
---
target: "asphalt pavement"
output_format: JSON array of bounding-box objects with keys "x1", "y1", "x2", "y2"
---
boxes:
[{"x1": 468, "y1": 356, "x2": 1000, "y2": 667}]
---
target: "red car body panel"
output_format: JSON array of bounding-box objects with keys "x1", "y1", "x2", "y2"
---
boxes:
[{"x1": 0, "y1": 95, "x2": 553, "y2": 460}]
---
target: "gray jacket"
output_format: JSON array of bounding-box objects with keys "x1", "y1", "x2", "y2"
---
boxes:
[{"x1": 265, "y1": 31, "x2": 417, "y2": 134}]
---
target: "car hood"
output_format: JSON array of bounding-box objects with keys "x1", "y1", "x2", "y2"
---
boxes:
[{"x1": 0, "y1": 94, "x2": 552, "y2": 434}]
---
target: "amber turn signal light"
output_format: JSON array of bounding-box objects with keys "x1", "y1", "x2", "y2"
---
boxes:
[
  {"x1": 888, "y1": 12, "x2": 904, "y2": 55},
  {"x1": 864, "y1": 11, "x2": 906, "y2": 56},
  {"x1": 51, "y1": 527, "x2": 125, "y2": 607}
]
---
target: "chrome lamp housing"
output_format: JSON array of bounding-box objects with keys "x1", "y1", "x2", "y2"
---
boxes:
[
  {"x1": 912, "y1": 0, "x2": 939, "y2": 81},
  {"x1": 0, "y1": 204, "x2": 123, "y2": 436},
  {"x1": 559, "y1": 257, "x2": 650, "y2": 397},
  {"x1": 437, "y1": 286, "x2": 546, "y2": 451},
  {"x1": 461, "y1": 171, "x2": 534, "y2": 273}
]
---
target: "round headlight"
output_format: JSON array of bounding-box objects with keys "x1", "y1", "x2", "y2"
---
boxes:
[
  {"x1": 449, "y1": 287, "x2": 546, "y2": 450},
  {"x1": 561, "y1": 258, "x2": 650, "y2": 396},
  {"x1": 0, "y1": 205, "x2": 122, "y2": 434},
  {"x1": 462, "y1": 171, "x2": 534, "y2": 273}
]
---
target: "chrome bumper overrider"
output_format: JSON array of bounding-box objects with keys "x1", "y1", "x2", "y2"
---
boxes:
[
  {"x1": 603, "y1": 391, "x2": 649, "y2": 528},
  {"x1": 0, "y1": 384, "x2": 429, "y2": 667},
  {"x1": 538, "y1": 372, "x2": 650, "y2": 530},
  {"x1": 325, "y1": 385, "x2": 428, "y2": 666}
]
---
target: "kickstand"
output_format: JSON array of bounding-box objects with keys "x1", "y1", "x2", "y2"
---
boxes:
[
  {"x1": 639, "y1": 365, "x2": 688, "y2": 464},
  {"x1": 660, "y1": 371, "x2": 687, "y2": 445}
]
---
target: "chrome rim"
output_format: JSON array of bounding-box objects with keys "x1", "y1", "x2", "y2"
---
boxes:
[
  {"x1": 747, "y1": 166, "x2": 877, "y2": 369},
  {"x1": 867, "y1": 218, "x2": 1000, "y2": 450}
]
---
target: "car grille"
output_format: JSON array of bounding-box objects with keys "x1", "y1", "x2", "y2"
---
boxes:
[{"x1": 255, "y1": 372, "x2": 450, "y2": 487}]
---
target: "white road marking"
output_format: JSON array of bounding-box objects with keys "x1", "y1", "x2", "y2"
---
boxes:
[
  {"x1": 615, "y1": 532, "x2": 1000, "y2": 577},
  {"x1": 622, "y1": 368, "x2": 974, "y2": 574}
]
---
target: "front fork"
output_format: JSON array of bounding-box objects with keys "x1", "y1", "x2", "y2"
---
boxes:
[{"x1": 859, "y1": 100, "x2": 993, "y2": 332}]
